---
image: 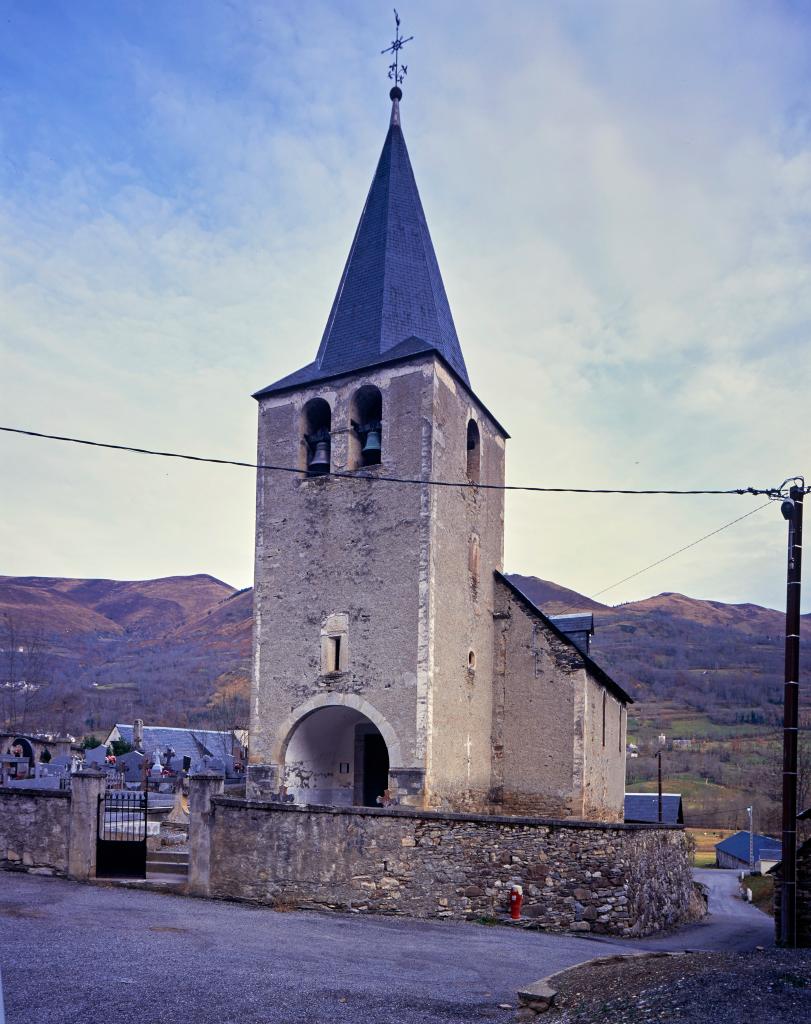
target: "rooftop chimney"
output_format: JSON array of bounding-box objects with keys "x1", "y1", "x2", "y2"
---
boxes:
[{"x1": 133, "y1": 719, "x2": 144, "y2": 752}]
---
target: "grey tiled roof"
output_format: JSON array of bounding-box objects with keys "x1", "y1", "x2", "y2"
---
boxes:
[
  {"x1": 548, "y1": 614, "x2": 594, "y2": 634},
  {"x1": 548, "y1": 613, "x2": 594, "y2": 655},
  {"x1": 110, "y1": 725, "x2": 234, "y2": 767},
  {"x1": 255, "y1": 101, "x2": 469, "y2": 398},
  {"x1": 715, "y1": 830, "x2": 781, "y2": 863},
  {"x1": 624, "y1": 793, "x2": 684, "y2": 824}
]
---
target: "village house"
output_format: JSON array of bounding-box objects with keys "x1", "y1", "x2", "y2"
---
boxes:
[{"x1": 104, "y1": 720, "x2": 246, "y2": 771}]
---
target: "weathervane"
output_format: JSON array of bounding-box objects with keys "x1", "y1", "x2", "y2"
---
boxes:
[{"x1": 381, "y1": 9, "x2": 413, "y2": 88}]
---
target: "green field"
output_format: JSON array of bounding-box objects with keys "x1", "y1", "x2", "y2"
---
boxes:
[{"x1": 686, "y1": 828, "x2": 734, "y2": 867}]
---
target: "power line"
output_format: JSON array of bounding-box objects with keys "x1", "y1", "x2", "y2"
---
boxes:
[
  {"x1": 590, "y1": 501, "x2": 773, "y2": 599},
  {"x1": 0, "y1": 426, "x2": 799, "y2": 498}
]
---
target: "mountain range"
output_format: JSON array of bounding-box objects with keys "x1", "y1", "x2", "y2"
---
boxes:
[{"x1": 1, "y1": 570, "x2": 806, "y2": 740}]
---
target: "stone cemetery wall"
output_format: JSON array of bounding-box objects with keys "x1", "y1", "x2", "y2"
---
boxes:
[
  {"x1": 0, "y1": 786, "x2": 71, "y2": 876},
  {"x1": 206, "y1": 799, "x2": 694, "y2": 936}
]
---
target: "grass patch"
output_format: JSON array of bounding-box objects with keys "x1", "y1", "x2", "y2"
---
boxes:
[
  {"x1": 686, "y1": 828, "x2": 734, "y2": 867},
  {"x1": 742, "y1": 873, "x2": 774, "y2": 916}
]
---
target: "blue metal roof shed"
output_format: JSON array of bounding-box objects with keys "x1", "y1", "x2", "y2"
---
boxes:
[
  {"x1": 624, "y1": 792, "x2": 684, "y2": 825},
  {"x1": 715, "y1": 831, "x2": 782, "y2": 867}
]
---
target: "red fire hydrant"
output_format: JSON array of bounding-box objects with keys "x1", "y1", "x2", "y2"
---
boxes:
[{"x1": 509, "y1": 884, "x2": 523, "y2": 921}]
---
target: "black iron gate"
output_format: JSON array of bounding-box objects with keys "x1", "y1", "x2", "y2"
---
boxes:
[{"x1": 96, "y1": 790, "x2": 148, "y2": 879}]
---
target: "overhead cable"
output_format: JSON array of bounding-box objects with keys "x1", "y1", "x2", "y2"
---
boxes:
[
  {"x1": 590, "y1": 502, "x2": 773, "y2": 599},
  {"x1": 0, "y1": 426, "x2": 804, "y2": 498}
]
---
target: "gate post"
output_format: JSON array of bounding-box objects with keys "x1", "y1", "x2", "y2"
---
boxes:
[
  {"x1": 68, "y1": 770, "x2": 106, "y2": 881},
  {"x1": 188, "y1": 772, "x2": 224, "y2": 897}
]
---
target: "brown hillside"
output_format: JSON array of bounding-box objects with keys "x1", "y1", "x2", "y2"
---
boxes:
[
  {"x1": 0, "y1": 580, "x2": 124, "y2": 639},
  {"x1": 169, "y1": 588, "x2": 253, "y2": 652},
  {"x1": 623, "y1": 592, "x2": 788, "y2": 635},
  {"x1": 505, "y1": 574, "x2": 607, "y2": 614},
  {"x1": 0, "y1": 571, "x2": 806, "y2": 753}
]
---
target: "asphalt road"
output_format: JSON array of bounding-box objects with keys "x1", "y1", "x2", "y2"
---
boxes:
[
  {"x1": 600, "y1": 868, "x2": 775, "y2": 953},
  {"x1": 0, "y1": 874, "x2": 626, "y2": 1024},
  {"x1": 0, "y1": 870, "x2": 775, "y2": 1024}
]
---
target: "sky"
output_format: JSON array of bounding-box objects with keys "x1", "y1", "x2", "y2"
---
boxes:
[{"x1": 1, "y1": 0, "x2": 809, "y2": 611}]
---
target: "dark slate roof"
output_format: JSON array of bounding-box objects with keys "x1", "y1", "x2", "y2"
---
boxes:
[
  {"x1": 494, "y1": 572, "x2": 633, "y2": 705},
  {"x1": 109, "y1": 725, "x2": 234, "y2": 768},
  {"x1": 624, "y1": 793, "x2": 684, "y2": 825},
  {"x1": 548, "y1": 613, "x2": 594, "y2": 655},
  {"x1": 255, "y1": 97, "x2": 469, "y2": 398},
  {"x1": 715, "y1": 831, "x2": 782, "y2": 863},
  {"x1": 548, "y1": 614, "x2": 594, "y2": 634}
]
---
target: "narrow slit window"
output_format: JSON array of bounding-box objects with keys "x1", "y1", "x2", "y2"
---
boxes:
[
  {"x1": 466, "y1": 419, "x2": 481, "y2": 483},
  {"x1": 322, "y1": 635, "x2": 342, "y2": 673},
  {"x1": 320, "y1": 614, "x2": 349, "y2": 675},
  {"x1": 602, "y1": 692, "x2": 607, "y2": 747},
  {"x1": 468, "y1": 533, "x2": 480, "y2": 586}
]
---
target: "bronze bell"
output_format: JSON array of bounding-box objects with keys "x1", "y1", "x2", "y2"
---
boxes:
[
  {"x1": 308, "y1": 436, "x2": 331, "y2": 474},
  {"x1": 362, "y1": 427, "x2": 382, "y2": 458}
]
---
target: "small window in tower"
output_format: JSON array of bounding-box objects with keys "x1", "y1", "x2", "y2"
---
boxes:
[
  {"x1": 350, "y1": 385, "x2": 383, "y2": 468},
  {"x1": 320, "y1": 613, "x2": 349, "y2": 675},
  {"x1": 466, "y1": 419, "x2": 481, "y2": 483},
  {"x1": 302, "y1": 397, "x2": 332, "y2": 475},
  {"x1": 330, "y1": 635, "x2": 342, "y2": 672},
  {"x1": 468, "y1": 650, "x2": 476, "y2": 672}
]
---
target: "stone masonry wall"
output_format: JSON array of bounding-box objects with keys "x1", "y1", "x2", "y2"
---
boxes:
[
  {"x1": 250, "y1": 360, "x2": 432, "y2": 785},
  {"x1": 426, "y1": 361, "x2": 506, "y2": 811},
  {"x1": 0, "y1": 786, "x2": 71, "y2": 876},
  {"x1": 208, "y1": 799, "x2": 694, "y2": 936},
  {"x1": 491, "y1": 579, "x2": 626, "y2": 822}
]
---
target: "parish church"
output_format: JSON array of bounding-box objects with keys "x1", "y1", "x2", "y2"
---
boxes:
[{"x1": 247, "y1": 84, "x2": 631, "y2": 822}]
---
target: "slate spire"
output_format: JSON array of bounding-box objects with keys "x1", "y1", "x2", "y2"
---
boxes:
[
  {"x1": 314, "y1": 87, "x2": 469, "y2": 384},
  {"x1": 256, "y1": 90, "x2": 469, "y2": 397}
]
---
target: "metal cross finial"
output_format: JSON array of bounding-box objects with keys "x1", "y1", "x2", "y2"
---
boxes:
[{"x1": 381, "y1": 9, "x2": 413, "y2": 87}]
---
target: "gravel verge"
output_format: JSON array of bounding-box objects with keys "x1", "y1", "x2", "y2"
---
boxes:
[{"x1": 548, "y1": 948, "x2": 811, "y2": 1023}]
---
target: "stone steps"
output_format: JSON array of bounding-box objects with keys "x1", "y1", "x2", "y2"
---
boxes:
[{"x1": 147, "y1": 850, "x2": 189, "y2": 877}]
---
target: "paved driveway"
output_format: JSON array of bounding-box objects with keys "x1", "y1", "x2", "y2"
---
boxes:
[
  {"x1": 587, "y1": 868, "x2": 775, "y2": 954},
  {"x1": 0, "y1": 875, "x2": 626, "y2": 1024},
  {"x1": 0, "y1": 870, "x2": 775, "y2": 1024}
]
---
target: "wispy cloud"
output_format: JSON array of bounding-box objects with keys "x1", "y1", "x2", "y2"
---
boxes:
[{"x1": 0, "y1": 0, "x2": 808, "y2": 609}]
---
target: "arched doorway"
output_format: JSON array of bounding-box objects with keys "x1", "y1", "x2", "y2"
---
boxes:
[
  {"x1": 282, "y1": 706, "x2": 390, "y2": 808},
  {"x1": 11, "y1": 736, "x2": 34, "y2": 765}
]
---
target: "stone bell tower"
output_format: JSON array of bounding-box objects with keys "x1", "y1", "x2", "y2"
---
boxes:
[{"x1": 247, "y1": 86, "x2": 509, "y2": 811}]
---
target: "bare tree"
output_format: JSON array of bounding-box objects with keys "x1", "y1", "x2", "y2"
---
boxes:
[
  {"x1": 0, "y1": 614, "x2": 52, "y2": 734},
  {"x1": 194, "y1": 683, "x2": 249, "y2": 762},
  {"x1": 763, "y1": 731, "x2": 811, "y2": 836}
]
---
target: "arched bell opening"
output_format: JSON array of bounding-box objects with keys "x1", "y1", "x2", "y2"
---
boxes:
[
  {"x1": 301, "y1": 397, "x2": 332, "y2": 475},
  {"x1": 349, "y1": 385, "x2": 383, "y2": 469},
  {"x1": 282, "y1": 705, "x2": 390, "y2": 808}
]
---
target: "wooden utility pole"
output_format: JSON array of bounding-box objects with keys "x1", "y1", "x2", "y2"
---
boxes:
[
  {"x1": 780, "y1": 482, "x2": 804, "y2": 947},
  {"x1": 657, "y1": 750, "x2": 663, "y2": 824}
]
